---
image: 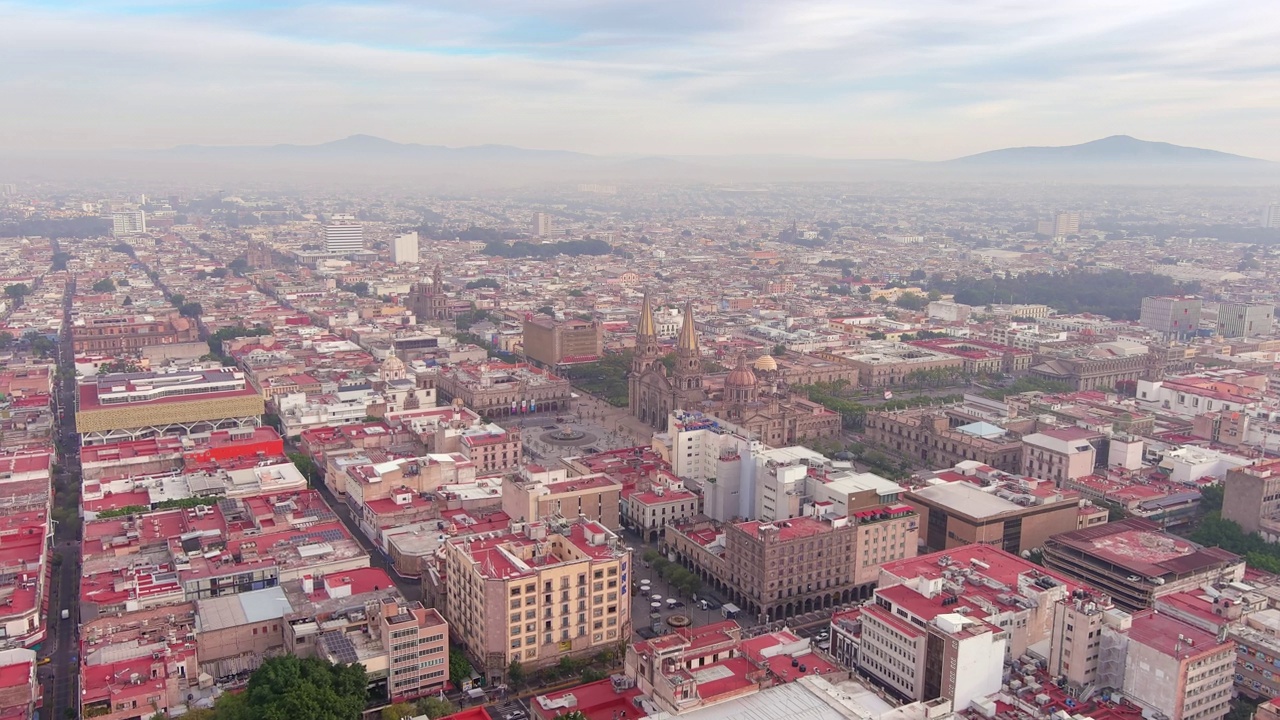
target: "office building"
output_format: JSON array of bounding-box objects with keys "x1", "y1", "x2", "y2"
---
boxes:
[
  {"x1": 1042, "y1": 518, "x2": 1245, "y2": 611},
  {"x1": 522, "y1": 316, "x2": 603, "y2": 367},
  {"x1": 1215, "y1": 302, "x2": 1273, "y2": 338},
  {"x1": 906, "y1": 465, "x2": 1084, "y2": 555},
  {"x1": 1139, "y1": 296, "x2": 1202, "y2": 340},
  {"x1": 391, "y1": 231, "x2": 420, "y2": 264},
  {"x1": 533, "y1": 212, "x2": 552, "y2": 237},
  {"x1": 441, "y1": 518, "x2": 631, "y2": 682},
  {"x1": 111, "y1": 209, "x2": 147, "y2": 236},
  {"x1": 1264, "y1": 203, "x2": 1280, "y2": 229},
  {"x1": 324, "y1": 213, "x2": 364, "y2": 254},
  {"x1": 378, "y1": 599, "x2": 450, "y2": 702}
]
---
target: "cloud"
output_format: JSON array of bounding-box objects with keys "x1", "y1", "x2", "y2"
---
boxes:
[{"x1": 0, "y1": 0, "x2": 1276, "y2": 159}]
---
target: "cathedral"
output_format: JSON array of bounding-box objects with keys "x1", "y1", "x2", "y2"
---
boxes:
[
  {"x1": 628, "y1": 292, "x2": 842, "y2": 445},
  {"x1": 408, "y1": 265, "x2": 454, "y2": 322},
  {"x1": 629, "y1": 294, "x2": 706, "y2": 427}
]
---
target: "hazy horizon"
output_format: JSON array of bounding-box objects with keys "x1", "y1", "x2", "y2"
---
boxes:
[{"x1": 3, "y1": 1, "x2": 1279, "y2": 161}]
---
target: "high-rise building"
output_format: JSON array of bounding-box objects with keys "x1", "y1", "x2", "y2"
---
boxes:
[
  {"x1": 391, "y1": 231, "x2": 419, "y2": 264},
  {"x1": 1053, "y1": 211, "x2": 1081, "y2": 236},
  {"x1": 1, "y1": 183, "x2": 16, "y2": 196},
  {"x1": 1139, "y1": 295, "x2": 1202, "y2": 340},
  {"x1": 111, "y1": 209, "x2": 147, "y2": 236},
  {"x1": 1263, "y1": 203, "x2": 1280, "y2": 229},
  {"x1": 533, "y1": 212, "x2": 552, "y2": 237},
  {"x1": 522, "y1": 316, "x2": 603, "y2": 367},
  {"x1": 1215, "y1": 301, "x2": 1273, "y2": 338},
  {"x1": 324, "y1": 214, "x2": 364, "y2": 254}
]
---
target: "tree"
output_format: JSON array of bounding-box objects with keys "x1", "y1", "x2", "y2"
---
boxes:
[
  {"x1": 123, "y1": 295, "x2": 133, "y2": 306},
  {"x1": 894, "y1": 292, "x2": 927, "y2": 311},
  {"x1": 341, "y1": 281, "x2": 370, "y2": 298},
  {"x1": 465, "y1": 278, "x2": 501, "y2": 290},
  {"x1": 553, "y1": 712, "x2": 588, "y2": 720},
  {"x1": 169, "y1": 293, "x2": 185, "y2": 308},
  {"x1": 211, "y1": 267, "x2": 229, "y2": 279},
  {"x1": 0, "y1": 332, "x2": 12, "y2": 350},
  {"x1": 858, "y1": 285, "x2": 872, "y2": 295},
  {"x1": 507, "y1": 658, "x2": 526, "y2": 688},
  {"x1": 416, "y1": 697, "x2": 457, "y2": 719},
  {"x1": 179, "y1": 302, "x2": 203, "y2": 318},
  {"x1": 772, "y1": 344, "x2": 788, "y2": 357},
  {"x1": 215, "y1": 655, "x2": 368, "y2": 720},
  {"x1": 536, "y1": 305, "x2": 555, "y2": 317},
  {"x1": 100, "y1": 359, "x2": 143, "y2": 374},
  {"x1": 449, "y1": 649, "x2": 474, "y2": 685},
  {"x1": 288, "y1": 452, "x2": 320, "y2": 486},
  {"x1": 229, "y1": 257, "x2": 250, "y2": 275},
  {"x1": 3, "y1": 284, "x2": 30, "y2": 307},
  {"x1": 382, "y1": 702, "x2": 416, "y2": 720},
  {"x1": 91, "y1": 278, "x2": 116, "y2": 293}
]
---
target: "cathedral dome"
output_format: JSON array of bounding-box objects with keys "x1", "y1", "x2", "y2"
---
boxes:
[
  {"x1": 725, "y1": 354, "x2": 758, "y2": 388},
  {"x1": 753, "y1": 354, "x2": 778, "y2": 372}
]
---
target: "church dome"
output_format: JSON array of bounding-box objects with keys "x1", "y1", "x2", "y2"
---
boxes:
[
  {"x1": 725, "y1": 355, "x2": 758, "y2": 388},
  {"x1": 753, "y1": 354, "x2": 778, "y2": 372},
  {"x1": 382, "y1": 353, "x2": 405, "y2": 372}
]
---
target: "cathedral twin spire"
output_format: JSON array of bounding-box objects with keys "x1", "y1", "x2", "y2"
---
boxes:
[{"x1": 635, "y1": 291, "x2": 699, "y2": 354}]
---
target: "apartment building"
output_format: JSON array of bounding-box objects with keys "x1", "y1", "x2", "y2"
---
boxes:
[
  {"x1": 501, "y1": 465, "x2": 622, "y2": 529},
  {"x1": 442, "y1": 518, "x2": 631, "y2": 682},
  {"x1": 379, "y1": 598, "x2": 450, "y2": 702}
]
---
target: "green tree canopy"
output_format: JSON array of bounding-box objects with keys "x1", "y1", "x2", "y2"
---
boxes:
[
  {"x1": 91, "y1": 278, "x2": 116, "y2": 293},
  {"x1": 214, "y1": 656, "x2": 368, "y2": 720}
]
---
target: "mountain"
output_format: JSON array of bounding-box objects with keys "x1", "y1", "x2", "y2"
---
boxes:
[{"x1": 951, "y1": 135, "x2": 1265, "y2": 165}]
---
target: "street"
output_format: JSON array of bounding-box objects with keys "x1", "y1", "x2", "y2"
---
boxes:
[{"x1": 42, "y1": 267, "x2": 81, "y2": 720}]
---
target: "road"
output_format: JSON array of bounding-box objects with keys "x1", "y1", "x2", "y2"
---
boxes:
[
  {"x1": 307, "y1": 464, "x2": 422, "y2": 603},
  {"x1": 42, "y1": 266, "x2": 81, "y2": 720}
]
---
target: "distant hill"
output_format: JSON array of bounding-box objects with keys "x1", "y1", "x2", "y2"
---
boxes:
[{"x1": 951, "y1": 135, "x2": 1265, "y2": 165}]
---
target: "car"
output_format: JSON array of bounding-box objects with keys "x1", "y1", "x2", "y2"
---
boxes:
[
  {"x1": 815, "y1": 630, "x2": 830, "y2": 641},
  {"x1": 670, "y1": 600, "x2": 685, "y2": 608},
  {"x1": 816, "y1": 640, "x2": 830, "y2": 651},
  {"x1": 37, "y1": 657, "x2": 51, "y2": 666}
]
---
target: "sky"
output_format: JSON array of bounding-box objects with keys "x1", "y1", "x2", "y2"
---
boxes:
[{"x1": 2, "y1": 0, "x2": 1278, "y2": 160}]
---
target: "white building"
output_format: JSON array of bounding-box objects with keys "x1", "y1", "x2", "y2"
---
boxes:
[
  {"x1": 112, "y1": 209, "x2": 147, "y2": 236},
  {"x1": 533, "y1": 212, "x2": 552, "y2": 237},
  {"x1": 391, "y1": 231, "x2": 419, "y2": 264},
  {"x1": 324, "y1": 213, "x2": 364, "y2": 254}
]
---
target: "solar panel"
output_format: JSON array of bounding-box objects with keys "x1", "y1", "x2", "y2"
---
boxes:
[{"x1": 322, "y1": 631, "x2": 359, "y2": 665}]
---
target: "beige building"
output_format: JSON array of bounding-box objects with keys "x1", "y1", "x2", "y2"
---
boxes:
[
  {"x1": 501, "y1": 465, "x2": 623, "y2": 529},
  {"x1": 667, "y1": 502, "x2": 917, "y2": 624},
  {"x1": 379, "y1": 599, "x2": 450, "y2": 702},
  {"x1": 522, "y1": 316, "x2": 603, "y2": 367},
  {"x1": 442, "y1": 518, "x2": 631, "y2": 682},
  {"x1": 1021, "y1": 427, "x2": 1099, "y2": 483},
  {"x1": 833, "y1": 342, "x2": 964, "y2": 388},
  {"x1": 434, "y1": 361, "x2": 574, "y2": 419},
  {"x1": 195, "y1": 586, "x2": 293, "y2": 680},
  {"x1": 1222, "y1": 459, "x2": 1280, "y2": 542},
  {"x1": 864, "y1": 410, "x2": 1028, "y2": 473},
  {"x1": 906, "y1": 476, "x2": 1083, "y2": 556}
]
